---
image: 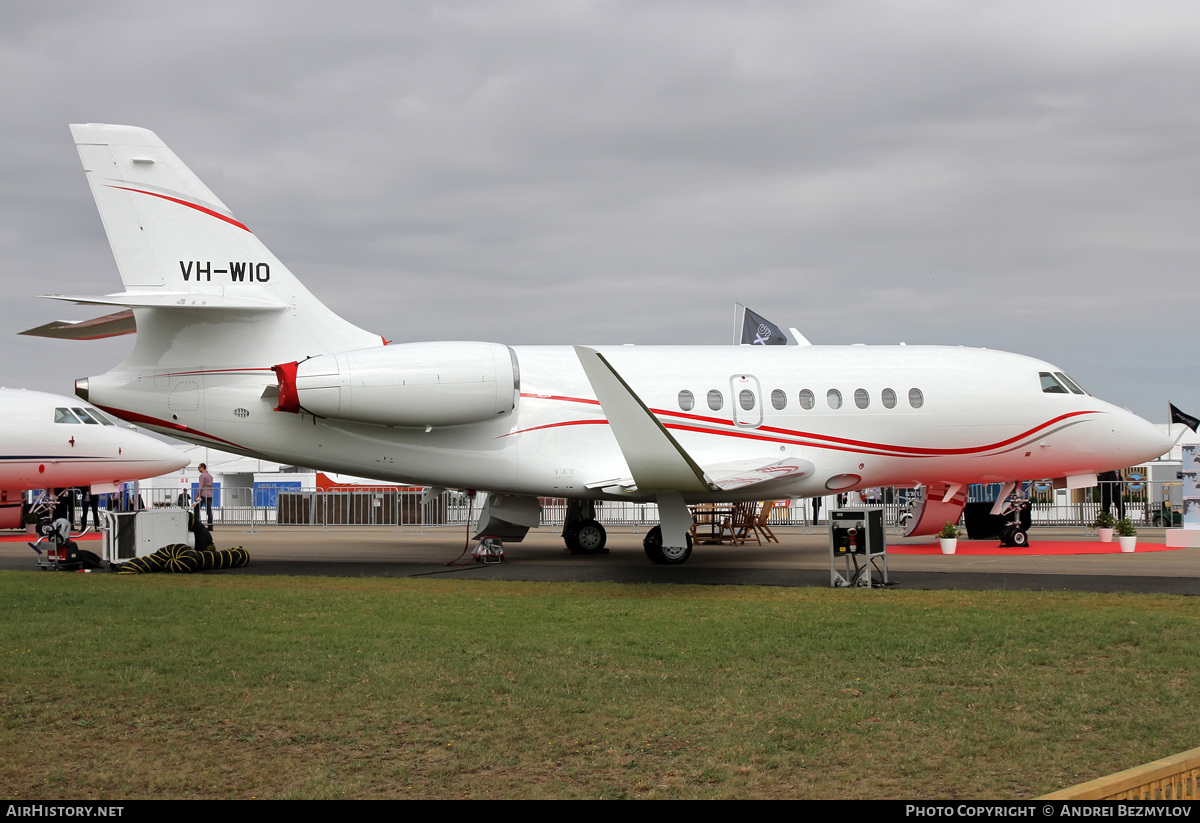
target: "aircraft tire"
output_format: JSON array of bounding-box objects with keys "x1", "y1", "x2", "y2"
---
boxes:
[
  {"x1": 642, "y1": 526, "x2": 692, "y2": 565},
  {"x1": 1011, "y1": 529, "x2": 1029, "y2": 548},
  {"x1": 574, "y1": 520, "x2": 607, "y2": 554}
]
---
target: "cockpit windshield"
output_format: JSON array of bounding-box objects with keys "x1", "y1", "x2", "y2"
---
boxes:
[
  {"x1": 1039, "y1": 373, "x2": 1068, "y2": 393},
  {"x1": 1054, "y1": 372, "x2": 1088, "y2": 395},
  {"x1": 1040, "y1": 371, "x2": 1089, "y2": 396}
]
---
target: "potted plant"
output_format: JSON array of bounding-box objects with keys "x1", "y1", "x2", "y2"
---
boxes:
[
  {"x1": 938, "y1": 521, "x2": 961, "y2": 555},
  {"x1": 22, "y1": 511, "x2": 38, "y2": 536},
  {"x1": 1115, "y1": 518, "x2": 1137, "y2": 552},
  {"x1": 1095, "y1": 511, "x2": 1116, "y2": 543}
]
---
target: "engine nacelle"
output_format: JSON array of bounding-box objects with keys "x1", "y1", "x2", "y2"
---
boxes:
[{"x1": 274, "y1": 342, "x2": 519, "y2": 428}]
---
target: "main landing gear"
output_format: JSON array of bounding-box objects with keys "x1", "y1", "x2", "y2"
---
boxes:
[
  {"x1": 642, "y1": 526, "x2": 693, "y2": 564},
  {"x1": 644, "y1": 492, "x2": 694, "y2": 564},
  {"x1": 563, "y1": 494, "x2": 695, "y2": 564},
  {"x1": 562, "y1": 499, "x2": 608, "y2": 554}
]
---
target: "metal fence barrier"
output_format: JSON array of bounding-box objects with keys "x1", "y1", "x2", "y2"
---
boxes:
[{"x1": 88, "y1": 481, "x2": 1176, "y2": 533}]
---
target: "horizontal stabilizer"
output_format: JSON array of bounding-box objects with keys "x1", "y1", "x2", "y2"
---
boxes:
[
  {"x1": 575, "y1": 346, "x2": 713, "y2": 494},
  {"x1": 41, "y1": 292, "x2": 287, "y2": 311},
  {"x1": 20, "y1": 309, "x2": 135, "y2": 340}
]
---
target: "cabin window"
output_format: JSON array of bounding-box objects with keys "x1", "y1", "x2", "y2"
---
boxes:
[
  {"x1": 854, "y1": 389, "x2": 870, "y2": 409},
  {"x1": 739, "y1": 390, "x2": 756, "y2": 411},
  {"x1": 908, "y1": 388, "x2": 924, "y2": 409},
  {"x1": 678, "y1": 390, "x2": 694, "y2": 411},
  {"x1": 827, "y1": 389, "x2": 842, "y2": 410},
  {"x1": 54, "y1": 408, "x2": 81, "y2": 424},
  {"x1": 1055, "y1": 372, "x2": 1087, "y2": 395},
  {"x1": 882, "y1": 388, "x2": 897, "y2": 409},
  {"x1": 771, "y1": 389, "x2": 787, "y2": 410},
  {"x1": 1039, "y1": 372, "x2": 1068, "y2": 394},
  {"x1": 799, "y1": 389, "x2": 815, "y2": 410},
  {"x1": 707, "y1": 390, "x2": 724, "y2": 411}
]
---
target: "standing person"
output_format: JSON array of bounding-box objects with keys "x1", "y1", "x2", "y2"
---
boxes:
[
  {"x1": 195, "y1": 463, "x2": 214, "y2": 530},
  {"x1": 79, "y1": 488, "x2": 100, "y2": 531}
]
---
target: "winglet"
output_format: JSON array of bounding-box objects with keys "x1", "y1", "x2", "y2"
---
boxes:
[{"x1": 574, "y1": 346, "x2": 713, "y2": 493}]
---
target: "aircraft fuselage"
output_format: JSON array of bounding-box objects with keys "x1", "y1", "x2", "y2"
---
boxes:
[{"x1": 79, "y1": 342, "x2": 1166, "y2": 502}]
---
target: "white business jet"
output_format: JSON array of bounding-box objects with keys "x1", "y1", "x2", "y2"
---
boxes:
[
  {"x1": 30, "y1": 125, "x2": 1171, "y2": 563},
  {"x1": 0, "y1": 388, "x2": 188, "y2": 528}
]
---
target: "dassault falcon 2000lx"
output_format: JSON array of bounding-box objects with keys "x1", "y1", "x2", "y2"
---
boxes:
[
  {"x1": 0, "y1": 388, "x2": 188, "y2": 528},
  {"x1": 31, "y1": 124, "x2": 1170, "y2": 563}
]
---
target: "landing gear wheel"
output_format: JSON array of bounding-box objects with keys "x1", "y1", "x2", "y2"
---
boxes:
[
  {"x1": 572, "y1": 520, "x2": 608, "y2": 554},
  {"x1": 1000, "y1": 526, "x2": 1030, "y2": 548},
  {"x1": 642, "y1": 526, "x2": 693, "y2": 565}
]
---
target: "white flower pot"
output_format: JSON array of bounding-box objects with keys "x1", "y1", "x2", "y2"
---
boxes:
[
  {"x1": 1097, "y1": 528, "x2": 1114, "y2": 543},
  {"x1": 1118, "y1": 536, "x2": 1136, "y2": 553},
  {"x1": 939, "y1": 538, "x2": 957, "y2": 555}
]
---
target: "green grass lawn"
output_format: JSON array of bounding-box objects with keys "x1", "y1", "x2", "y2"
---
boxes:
[{"x1": 1, "y1": 571, "x2": 1195, "y2": 799}]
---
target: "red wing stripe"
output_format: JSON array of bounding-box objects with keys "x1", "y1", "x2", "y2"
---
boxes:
[
  {"x1": 498, "y1": 420, "x2": 607, "y2": 438},
  {"x1": 106, "y1": 185, "x2": 251, "y2": 233},
  {"x1": 520, "y1": 393, "x2": 601, "y2": 406}
]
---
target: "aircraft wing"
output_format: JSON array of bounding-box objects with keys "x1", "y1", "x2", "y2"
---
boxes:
[
  {"x1": 575, "y1": 346, "x2": 815, "y2": 495},
  {"x1": 700, "y1": 457, "x2": 814, "y2": 491},
  {"x1": 587, "y1": 456, "x2": 814, "y2": 495},
  {"x1": 575, "y1": 346, "x2": 713, "y2": 493}
]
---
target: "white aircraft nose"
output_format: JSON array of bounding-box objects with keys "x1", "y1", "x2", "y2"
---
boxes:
[
  {"x1": 1115, "y1": 410, "x2": 1173, "y2": 466},
  {"x1": 124, "y1": 431, "x2": 189, "y2": 475}
]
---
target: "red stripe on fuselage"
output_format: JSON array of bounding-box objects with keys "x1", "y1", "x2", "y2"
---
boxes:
[
  {"x1": 511, "y1": 393, "x2": 1102, "y2": 457},
  {"x1": 91, "y1": 404, "x2": 260, "y2": 455}
]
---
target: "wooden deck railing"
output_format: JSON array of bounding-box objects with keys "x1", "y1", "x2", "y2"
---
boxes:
[{"x1": 1039, "y1": 747, "x2": 1200, "y2": 800}]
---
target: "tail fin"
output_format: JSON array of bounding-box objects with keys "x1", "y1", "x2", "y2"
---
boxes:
[{"x1": 67, "y1": 124, "x2": 382, "y2": 367}]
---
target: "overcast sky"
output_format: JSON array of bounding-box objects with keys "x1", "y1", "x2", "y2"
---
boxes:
[{"x1": 1, "y1": 1, "x2": 1196, "y2": 423}]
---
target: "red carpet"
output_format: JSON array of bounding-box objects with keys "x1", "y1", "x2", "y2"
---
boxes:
[
  {"x1": 891, "y1": 540, "x2": 1174, "y2": 556},
  {"x1": 0, "y1": 531, "x2": 102, "y2": 543}
]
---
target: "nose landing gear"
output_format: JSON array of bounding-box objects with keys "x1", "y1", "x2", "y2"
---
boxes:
[{"x1": 997, "y1": 495, "x2": 1032, "y2": 548}]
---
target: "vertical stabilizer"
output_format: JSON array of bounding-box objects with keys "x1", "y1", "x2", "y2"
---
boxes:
[{"x1": 69, "y1": 124, "x2": 382, "y2": 368}]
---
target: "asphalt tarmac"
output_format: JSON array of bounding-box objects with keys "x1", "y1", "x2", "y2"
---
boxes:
[{"x1": 4, "y1": 524, "x2": 1197, "y2": 595}]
